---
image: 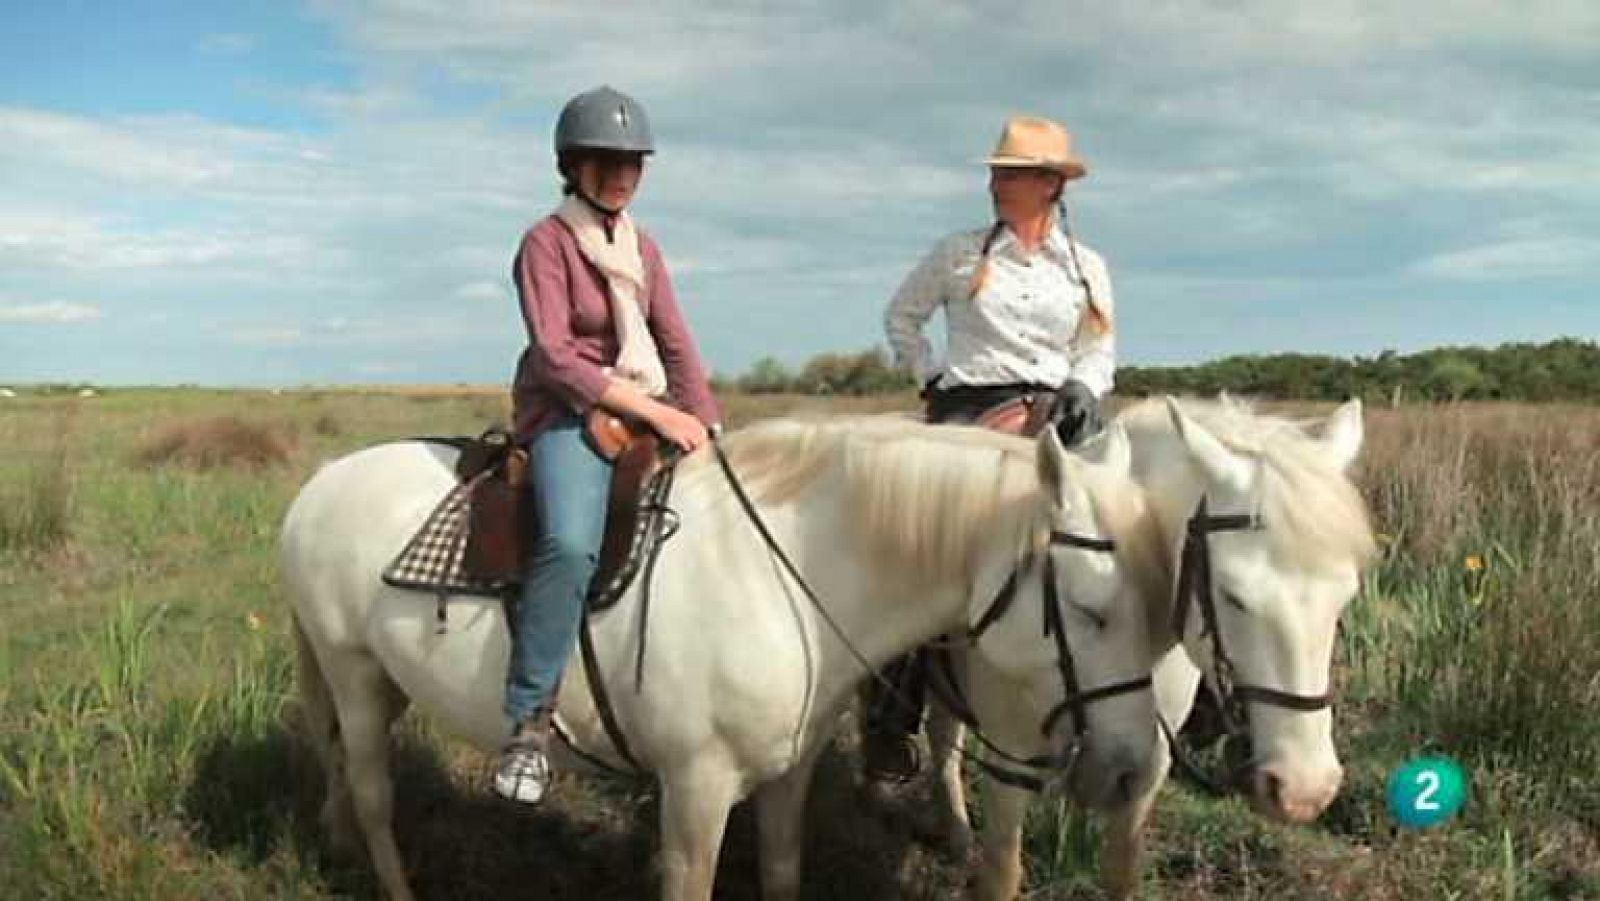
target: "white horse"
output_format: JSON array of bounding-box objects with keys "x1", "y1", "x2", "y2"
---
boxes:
[
  {"x1": 281, "y1": 415, "x2": 1164, "y2": 901},
  {"x1": 928, "y1": 396, "x2": 1378, "y2": 900}
]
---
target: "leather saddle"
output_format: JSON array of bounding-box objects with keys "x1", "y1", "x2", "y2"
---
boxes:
[
  {"x1": 459, "y1": 411, "x2": 669, "y2": 605},
  {"x1": 972, "y1": 391, "x2": 1059, "y2": 436}
]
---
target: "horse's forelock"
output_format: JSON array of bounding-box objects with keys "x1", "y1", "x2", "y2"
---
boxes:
[
  {"x1": 1080, "y1": 468, "x2": 1173, "y2": 616},
  {"x1": 1119, "y1": 397, "x2": 1377, "y2": 573}
]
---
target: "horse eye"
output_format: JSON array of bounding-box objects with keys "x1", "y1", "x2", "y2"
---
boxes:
[
  {"x1": 1071, "y1": 603, "x2": 1107, "y2": 630},
  {"x1": 1223, "y1": 591, "x2": 1248, "y2": 612}
]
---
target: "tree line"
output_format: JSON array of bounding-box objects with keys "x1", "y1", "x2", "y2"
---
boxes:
[{"x1": 718, "y1": 338, "x2": 1600, "y2": 402}]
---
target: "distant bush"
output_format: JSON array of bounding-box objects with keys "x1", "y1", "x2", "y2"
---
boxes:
[
  {"x1": 723, "y1": 338, "x2": 1600, "y2": 402},
  {"x1": 1117, "y1": 337, "x2": 1600, "y2": 403},
  {"x1": 732, "y1": 348, "x2": 916, "y2": 396},
  {"x1": 133, "y1": 417, "x2": 295, "y2": 470}
]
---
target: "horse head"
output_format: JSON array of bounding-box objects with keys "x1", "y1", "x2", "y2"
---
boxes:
[
  {"x1": 965, "y1": 422, "x2": 1163, "y2": 810},
  {"x1": 1156, "y1": 396, "x2": 1376, "y2": 823}
]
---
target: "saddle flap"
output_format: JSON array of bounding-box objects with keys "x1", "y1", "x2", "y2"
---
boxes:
[
  {"x1": 592, "y1": 430, "x2": 664, "y2": 598},
  {"x1": 463, "y1": 448, "x2": 528, "y2": 584}
]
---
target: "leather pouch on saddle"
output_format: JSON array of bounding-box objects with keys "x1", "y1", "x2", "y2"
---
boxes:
[{"x1": 461, "y1": 430, "x2": 529, "y2": 584}]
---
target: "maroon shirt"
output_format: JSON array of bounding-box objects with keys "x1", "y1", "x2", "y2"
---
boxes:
[{"x1": 510, "y1": 215, "x2": 721, "y2": 441}]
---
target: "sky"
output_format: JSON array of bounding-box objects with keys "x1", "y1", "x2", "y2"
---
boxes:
[{"x1": 2, "y1": 1, "x2": 1597, "y2": 386}]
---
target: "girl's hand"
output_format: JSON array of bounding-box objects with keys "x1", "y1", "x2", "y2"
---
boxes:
[{"x1": 649, "y1": 403, "x2": 709, "y2": 453}]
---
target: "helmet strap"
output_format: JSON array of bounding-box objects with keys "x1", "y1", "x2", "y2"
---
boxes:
[{"x1": 576, "y1": 190, "x2": 622, "y2": 240}]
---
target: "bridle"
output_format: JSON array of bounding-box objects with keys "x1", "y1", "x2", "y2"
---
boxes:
[
  {"x1": 710, "y1": 438, "x2": 1150, "y2": 794},
  {"x1": 1162, "y1": 498, "x2": 1335, "y2": 796},
  {"x1": 939, "y1": 527, "x2": 1153, "y2": 791}
]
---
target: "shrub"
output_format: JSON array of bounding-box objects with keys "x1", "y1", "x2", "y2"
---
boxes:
[{"x1": 132, "y1": 417, "x2": 295, "y2": 471}]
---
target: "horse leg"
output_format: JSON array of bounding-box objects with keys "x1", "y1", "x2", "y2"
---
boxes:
[
  {"x1": 972, "y1": 778, "x2": 1031, "y2": 901},
  {"x1": 294, "y1": 618, "x2": 362, "y2": 857},
  {"x1": 1102, "y1": 747, "x2": 1168, "y2": 901},
  {"x1": 325, "y1": 650, "x2": 415, "y2": 901},
  {"x1": 924, "y1": 703, "x2": 973, "y2": 859},
  {"x1": 754, "y1": 752, "x2": 821, "y2": 901},
  {"x1": 657, "y1": 758, "x2": 741, "y2": 901}
]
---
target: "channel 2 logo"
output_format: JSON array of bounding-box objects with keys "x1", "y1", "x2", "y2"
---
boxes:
[{"x1": 1386, "y1": 756, "x2": 1467, "y2": 829}]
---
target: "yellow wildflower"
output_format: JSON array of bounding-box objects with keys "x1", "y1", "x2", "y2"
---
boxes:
[
  {"x1": 246, "y1": 611, "x2": 264, "y2": 631},
  {"x1": 1463, "y1": 555, "x2": 1485, "y2": 573}
]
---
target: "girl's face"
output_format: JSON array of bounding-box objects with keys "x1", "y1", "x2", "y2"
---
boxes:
[
  {"x1": 989, "y1": 166, "x2": 1063, "y2": 224},
  {"x1": 577, "y1": 150, "x2": 646, "y2": 212}
]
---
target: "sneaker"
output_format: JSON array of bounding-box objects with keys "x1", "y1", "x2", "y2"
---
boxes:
[
  {"x1": 493, "y1": 721, "x2": 551, "y2": 804},
  {"x1": 861, "y1": 730, "x2": 922, "y2": 784}
]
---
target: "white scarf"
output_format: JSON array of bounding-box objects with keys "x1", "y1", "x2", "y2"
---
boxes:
[{"x1": 554, "y1": 196, "x2": 668, "y2": 397}]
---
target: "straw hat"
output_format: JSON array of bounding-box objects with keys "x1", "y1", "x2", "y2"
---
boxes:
[{"x1": 984, "y1": 115, "x2": 1086, "y2": 180}]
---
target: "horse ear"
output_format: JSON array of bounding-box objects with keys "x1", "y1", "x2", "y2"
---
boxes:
[
  {"x1": 1318, "y1": 398, "x2": 1364, "y2": 471},
  {"x1": 1074, "y1": 422, "x2": 1131, "y2": 479},
  {"x1": 1165, "y1": 396, "x2": 1253, "y2": 492}
]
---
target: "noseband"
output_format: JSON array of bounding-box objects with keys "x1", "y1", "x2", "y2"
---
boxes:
[{"x1": 1164, "y1": 499, "x2": 1334, "y2": 795}]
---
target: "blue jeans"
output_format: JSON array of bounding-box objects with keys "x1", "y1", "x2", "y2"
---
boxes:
[{"x1": 504, "y1": 416, "x2": 612, "y2": 724}]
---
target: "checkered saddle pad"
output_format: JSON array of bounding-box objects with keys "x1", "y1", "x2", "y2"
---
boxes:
[{"x1": 381, "y1": 471, "x2": 512, "y2": 598}]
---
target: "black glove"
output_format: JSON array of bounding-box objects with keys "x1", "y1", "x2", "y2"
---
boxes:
[{"x1": 1050, "y1": 379, "x2": 1104, "y2": 449}]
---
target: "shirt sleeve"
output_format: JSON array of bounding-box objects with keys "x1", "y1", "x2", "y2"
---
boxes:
[
  {"x1": 642, "y1": 235, "x2": 723, "y2": 427},
  {"x1": 1068, "y1": 248, "x2": 1117, "y2": 398},
  {"x1": 884, "y1": 236, "x2": 954, "y2": 384},
  {"x1": 514, "y1": 224, "x2": 611, "y2": 410}
]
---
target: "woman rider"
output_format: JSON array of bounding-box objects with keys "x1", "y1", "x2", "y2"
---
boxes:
[
  {"x1": 496, "y1": 86, "x2": 721, "y2": 804},
  {"x1": 867, "y1": 114, "x2": 1116, "y2": 783}
]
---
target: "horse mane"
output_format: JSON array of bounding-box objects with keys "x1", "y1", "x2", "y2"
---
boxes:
[
  {"x1": 706, "y1": 416, "x2": 1047, "y2": 589},
  {"x1": 1075, "y1": 462, "x2": 1174, "y2": 618},
  {"x1": 1118, "y1": 397, "x2": 1377, "y2": 572}
]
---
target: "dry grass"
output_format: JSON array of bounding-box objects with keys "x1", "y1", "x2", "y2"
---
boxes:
[
  {"x1": 3, "y1": 391, "x2": 1598, "y2": 900},
  {"x1": 132, "y1": 416, "x2": 297, "y2": 471}
]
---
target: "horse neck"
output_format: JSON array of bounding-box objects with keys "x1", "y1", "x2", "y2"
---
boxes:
[{"x1": 807, "y1": 514, "x2": 1012, "y2": 709}]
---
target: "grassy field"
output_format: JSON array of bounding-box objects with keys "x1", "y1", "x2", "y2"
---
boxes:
[{"x1": 1, "y1": 388, "x2": 1596, "y2": 899}]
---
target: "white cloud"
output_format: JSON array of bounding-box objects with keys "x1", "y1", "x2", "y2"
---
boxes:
[
  {"x1": 6, "y1": 2, "x2": 1597, "y2": 384},
  {"x1": 220, "y1": 313, "x2": 508, "y2": 349},
  {"x1": 0, "y1": 301, "x2": 103, "y2": 323},
  {"x1": 0, "y1": 210, "x2": 318, "y2": 271},
  {"x1": 1409, "y1": 237, "x2": 1600, "y2": 280}
]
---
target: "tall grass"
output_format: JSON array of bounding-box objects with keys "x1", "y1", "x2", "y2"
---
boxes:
[
  {"x1": 0, "y1": 424, "x2": 73, "y2": 554},
  {"x1": 1350, "y1": 406, "x2": 1600, "y2": 823},
  {"x1": 2, "y1": 391, "x2": 1597, "y2": 899}
]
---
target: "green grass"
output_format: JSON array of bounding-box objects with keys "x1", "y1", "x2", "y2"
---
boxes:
[{"x1": 2, "y1": 390, "x2": 1597, "y2": 899}]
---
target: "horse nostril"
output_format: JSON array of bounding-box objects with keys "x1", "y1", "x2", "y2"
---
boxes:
[
  {"x1": 1115, "y1": 767, "x2": 1137, "y2": 804},
  {"x1": 1265, "y1": 771, "x2": 1284, "y2": 807}
]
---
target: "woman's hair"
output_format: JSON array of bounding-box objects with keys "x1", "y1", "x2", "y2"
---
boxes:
[
  {"x1": 557, "y1": 150, "x2": 580, "y2": 196},
  {"x1": 965, "y1": 201, "x2": 1112, "y2": 336}
]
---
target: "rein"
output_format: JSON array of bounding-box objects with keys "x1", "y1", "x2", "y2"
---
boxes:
[
  {"x1": 710, "y1": 436, "x2": 1148, "y2": 794},
  {"x1": 1161, "y1": 498, "x2": 1334, "y2": 796}
]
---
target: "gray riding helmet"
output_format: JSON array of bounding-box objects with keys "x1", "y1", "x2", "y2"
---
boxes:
[{"x1": 554, "y1": 86, "x2": 655, "y2": 155}]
